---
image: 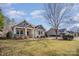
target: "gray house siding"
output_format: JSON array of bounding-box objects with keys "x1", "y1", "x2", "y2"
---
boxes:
[
  {"x1": 34, "y1": 28, "x2": 45, "y2": 38},
  {"x1": 35, "y1": 25, "x2": 45, "y2": 38},
  {"x1": 47, "y1": 28, "x2": 62, "y2": 37}
]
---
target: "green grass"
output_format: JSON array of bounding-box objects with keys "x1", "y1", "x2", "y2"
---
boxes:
[{"x1": 0, "y1": 39, "x2": 79, "y2": 56}]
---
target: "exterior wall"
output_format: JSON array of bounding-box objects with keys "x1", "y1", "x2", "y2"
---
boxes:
[
  {"x1": 34, "y1": 29, "x2": 38, "y2": 38},
  {"x1": 27, "y1": 27, "x2": 35, "y2": 38},
  {"x1": 31, "y1": 29, "x2": 35, "y2": 38},
  {"x1": 47, "y1": 30, "x2": 61, "y2": 37},
  {"x1": 34, "y1": 29, "x2": 45, "y2": 38}
]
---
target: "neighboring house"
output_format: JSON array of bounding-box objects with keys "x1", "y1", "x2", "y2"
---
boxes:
[
  {"x1": 12, "y1": 20, "x2": 45, "y2": 39},
  {"x1": 47, "y1": 28, "x2": 66, "y2": 37},
  {"x1": 72, "y1": 31, "x2": 79, "y2": 37},
  {"x1": 47, "y1": 28, "x2": 60, "y2": 37},
  {"x1": 0, "y1": 17, "x2": 15, "y2": 38}
]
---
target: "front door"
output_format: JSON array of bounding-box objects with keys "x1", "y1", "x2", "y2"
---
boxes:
[{"x1": 27, "y1": 29, "x2": 32, "y2": 38}]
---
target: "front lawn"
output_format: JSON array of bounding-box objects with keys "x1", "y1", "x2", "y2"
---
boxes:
[{"x1": 0, "y1": 39, "x2": 79, "y2": 56}]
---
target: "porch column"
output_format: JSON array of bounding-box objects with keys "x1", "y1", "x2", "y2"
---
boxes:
[
  {"x1": 32, "y1": 29, "x2": 35, "y2": 38},
  {"x1": 14, "y1": 27, "x2": 16, "y2": 34},
  {"x1": 12, "y1": 27, "x2": 16, "y2": 38},
  {"x1": 25, "y1": 28, "x2": 27, "y2": 38}
]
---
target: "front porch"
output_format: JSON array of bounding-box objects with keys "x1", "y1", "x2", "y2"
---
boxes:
[{"x1": 13, "y1": 27, "x2": 35, "y2": 39}]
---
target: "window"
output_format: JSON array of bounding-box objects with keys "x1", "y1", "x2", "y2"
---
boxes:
[
  {"x1": 38, "y1": 31, "x2": 40, "y2": 35},
  {"x1": 38, "y1": 31, "x2": 42, "y2": 35},
  {"x1": 16, "y1": 28, "x2": 24, "y2": 35},
  {"x1": 21, "y1": 30, "x2": 24, "y2": 34},
  {"x1": 38, "y1": 31, "x2": 43, "y2": 35},
  {"x1": 16, "y1": 30, "x2": 19, "y2": 34},
  {"x1": 41, "y1": 31, "x2": 42, "y2": 34}
]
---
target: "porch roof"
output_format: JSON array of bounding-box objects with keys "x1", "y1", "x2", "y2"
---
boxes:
[{"x1": 12, "y1": 20, "x2": 35, "y2": 28}]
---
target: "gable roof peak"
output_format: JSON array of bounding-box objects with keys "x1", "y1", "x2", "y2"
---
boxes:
[{"x1": 35, "y1": 25, "x2": 45, "y2": 30}]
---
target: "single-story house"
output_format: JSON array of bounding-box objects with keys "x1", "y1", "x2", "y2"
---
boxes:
[
  {"x1": 46, "y1": 28, "x2": 66, "y2": 37},
  {"x1": 11, "y1": 20, "x2": 45, "y2": 39}
]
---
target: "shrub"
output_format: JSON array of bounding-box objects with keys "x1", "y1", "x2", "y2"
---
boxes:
[
  {"x1": 62, "y1": 33, "x2": 74, "y2": 40},
  {"x1": 6, "y1": 31, "x2": 12, "y2": 39}
]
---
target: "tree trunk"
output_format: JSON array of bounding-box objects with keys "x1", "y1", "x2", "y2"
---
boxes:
[{"x1": 55, "y1": 29, "x2": 58, "y2": 39}]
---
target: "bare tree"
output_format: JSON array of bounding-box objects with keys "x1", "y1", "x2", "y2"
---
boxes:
[{"x1": 44, "y1": 3, "x2": 75, "y2": 39}]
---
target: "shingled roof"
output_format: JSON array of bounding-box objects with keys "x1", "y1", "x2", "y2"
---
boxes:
[
  {"x1": 15, "y1": 20, "x2": 29, "y2": 27},
  {"x1": 35, "y1": 25, "x2": 45, "y2": 30},
  {"x1": 13, "y1": 20, "x2": 34, "y2": 28}
]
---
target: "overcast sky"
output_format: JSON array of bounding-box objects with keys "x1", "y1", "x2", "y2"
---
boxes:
[{"x1": 0, "y1": 3, "x2": 79, "y2": 31}]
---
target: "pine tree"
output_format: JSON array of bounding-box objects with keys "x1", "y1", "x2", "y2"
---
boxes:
[{"x1": 0, "y1": 8, "x2": 4, "y2": 30}]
